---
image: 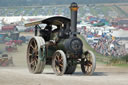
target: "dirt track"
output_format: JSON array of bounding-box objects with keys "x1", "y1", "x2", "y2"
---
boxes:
[{"x1": 0, "y1": 65, "x2": 128, "y2": 85}]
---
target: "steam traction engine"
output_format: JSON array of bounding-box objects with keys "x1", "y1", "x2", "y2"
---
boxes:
[{"x1": 25, "y1": 2, "x2": 96, "y2": 76}]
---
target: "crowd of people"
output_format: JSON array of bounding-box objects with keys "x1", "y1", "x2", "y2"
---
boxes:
[
  {"x1": 83, "y1": 28, "x2": 128, "y2": 57},
  {"x1": 92, "y1": 37, "x2": 127, "y2": 57}
]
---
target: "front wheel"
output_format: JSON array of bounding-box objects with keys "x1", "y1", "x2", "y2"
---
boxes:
[
  {"x1": 81, "y1": 50, "x2": 96, "y2": 75},
  {"x1": 27, "y1": 37, "x2": 46, "y2": 74},
  {"x1": 52, "y1": 50, "x2": 67, "y2": 76}
]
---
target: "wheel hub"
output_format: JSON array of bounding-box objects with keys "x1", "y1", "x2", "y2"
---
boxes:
[{"x1": 84, "y1": 60, "x2": 92, "y2": 66}]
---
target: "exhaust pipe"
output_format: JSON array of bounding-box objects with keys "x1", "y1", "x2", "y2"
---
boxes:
[{"x1": 70, "y1": 2, "x2": 79, "y2": 35}]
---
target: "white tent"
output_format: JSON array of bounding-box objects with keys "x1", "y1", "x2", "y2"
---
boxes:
[{"x1": 112, "y1": 29, "x2": 128, "y2": 37}]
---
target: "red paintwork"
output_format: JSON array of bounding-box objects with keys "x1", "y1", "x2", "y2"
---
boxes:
[{"x1": 2, "y1": 25, "x2": 16, "y2": 31}]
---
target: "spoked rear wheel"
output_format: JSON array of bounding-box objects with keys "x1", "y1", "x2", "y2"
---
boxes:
[
  {"x1": 52, "y1": 50, "x2": 67, "y2": 76},
  {"x1": 81, "y1": 50, "x2": 96, "y2": 75},
  {"x1": 27, "y1": 37, "x2": 46, "y2": 74}
]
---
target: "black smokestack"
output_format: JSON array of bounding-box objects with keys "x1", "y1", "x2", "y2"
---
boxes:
[{"x1": 70, "y1": 2, "x2": 78, "y2": 34}]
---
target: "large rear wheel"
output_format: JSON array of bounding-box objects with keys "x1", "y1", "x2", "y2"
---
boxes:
[
  {"x1": 52, "y1": 50, "x2": 67, "y2": 76},
  {"x1": 27, "y1": 37, "x2": 46, "y2": 74},
  {"x1": 81, "y1": 50, "x2": 96, "y2": 75}
]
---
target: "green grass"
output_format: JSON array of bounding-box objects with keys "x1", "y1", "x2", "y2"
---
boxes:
[
  {"x1": 113, "y1": 5, "x2": 128, "y2": 18},
  {"x1": 33, "y1": 8, "x2": 40, "y2": 16},
  {"x1": 99, "y1": 5, "x2": 110, "y2": 16},
  {"x1": 24, "y1": 8, "x2": 32, "y2": 15},
  {"x1": 90, "y1": 7, "x2": 98, "y2": 16},
  {"x1": 113, "y1": 64, "x2": 128, "y2": 67}
]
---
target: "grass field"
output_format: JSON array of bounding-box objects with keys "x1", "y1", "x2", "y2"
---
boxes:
[
  {"x1": 114, "y1": 64, "x2": 128, "y2": 67},
  {"x1": 0, "y1": 3, "x2": 128, "y2": 19}
]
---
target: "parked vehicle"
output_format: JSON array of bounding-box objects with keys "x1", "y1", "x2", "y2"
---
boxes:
[
  {"x1": 2, "y1": 25, "x2": 17, "y2": 32},
  {"x1": 0, "y1": 54, "x2": 13, "y2": 66},
  {"x1": 5, "y1": 41, "x2": 17, "y2": 52}
]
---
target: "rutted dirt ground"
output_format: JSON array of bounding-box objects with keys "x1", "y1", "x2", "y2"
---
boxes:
[{"x1": 0, "y1": 66, "x2": 128, "y2": 85}]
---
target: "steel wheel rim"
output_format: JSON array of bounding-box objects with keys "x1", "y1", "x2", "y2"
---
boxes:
[
  {"x1": 27, "y1": 38, "x2": 39, "y2": 72},
  {"x1": 83, "y1": 53, "x2": 93, "y2": 74},
  {"x1": 54, "y1": 52, "x2": 64, "y2": 74}
]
